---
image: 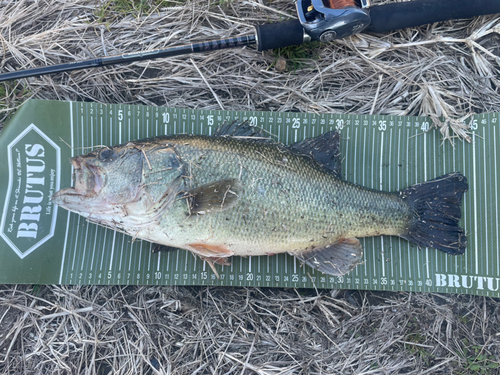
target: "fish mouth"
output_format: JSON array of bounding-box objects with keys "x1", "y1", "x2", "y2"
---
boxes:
[
  {"x1": 70, "y1": 157, "x2": 104, "y2": 196},
  {"x1": 52, "y1": 157, "x2": 104, "y2": 203}
]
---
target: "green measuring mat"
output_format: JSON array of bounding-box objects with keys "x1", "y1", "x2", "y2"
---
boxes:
[{"x1": 0, "y1": 99, "x2": 498, "y2": 296}]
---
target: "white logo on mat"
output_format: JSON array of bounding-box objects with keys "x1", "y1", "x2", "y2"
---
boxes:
[{"x1": 0, "y1": 124, "x2": 61, "y2": 259}]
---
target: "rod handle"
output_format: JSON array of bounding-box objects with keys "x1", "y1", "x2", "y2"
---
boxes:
[
  {"x1": 255, "y1": 19, "x2": 306, "y2": 51},
  {"x1": 367, "y1": 0, "x2": 500, "y2": 33}
]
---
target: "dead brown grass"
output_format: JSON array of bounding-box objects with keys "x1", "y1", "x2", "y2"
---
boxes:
[
  {"x1": 1, "y1": 285, "x2": 500, "y2": 374},
  {"x1": 2, "y1": 0, "x2": 500, "y2": 374}
]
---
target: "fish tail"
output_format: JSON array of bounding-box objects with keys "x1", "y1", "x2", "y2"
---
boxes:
[{"x1": 400, "y1": 172, "x2": 468, "y2": 255}]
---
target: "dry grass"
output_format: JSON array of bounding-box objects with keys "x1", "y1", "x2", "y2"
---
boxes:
[
  {"x1": 2, "y1": 0, "x2": 500, "y2": 373},
  {"x1": 1, "y1": 285, "x2": 500, "y2": 374}
]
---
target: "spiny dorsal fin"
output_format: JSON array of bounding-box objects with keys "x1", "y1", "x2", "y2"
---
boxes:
[
  {"x1": 288, "y1": 130, "x2": 342, "y2": 177},
  {"x1": 187, "y1": 178, "x2": 243, "y2": 214},
  {"x1": 213, "y1": 121, "x2": 272, "y2": 142},
  {"x1": 292, "y1": 237, "x2": 363, "y2": 276}
]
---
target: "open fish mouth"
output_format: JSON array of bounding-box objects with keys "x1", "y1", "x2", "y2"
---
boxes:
[
  {"x1": 71, "y1": 157, "x2": 103, "y2": 196},
  {"x1": 70, "y1": 157, "x2": 103, "y2": 196},
  {"x1": 52, "y1": 157, "x2": 104, "y2": 203}
]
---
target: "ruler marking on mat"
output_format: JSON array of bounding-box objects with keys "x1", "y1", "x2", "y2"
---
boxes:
[
  {"x1": 388, "y1": 127, "x2": 393, "y2": 281},
  {"x1": 472, "y1": 131, "x2": 479, "y2": 275},
  {"x1": 494, "y1": 124, "x2": 499, "y2": 275},
  {"x1": 483, "y1": 127, "x2": 489, "y2": 275},
  {"x1": 380, "y1": 130, "x2": 385, "y2": 278},
  {"x1": 405, "y1": 127, "x2": 411, "y2": 281},
  {"x1": 397, "y1": 128, "x2": 402, "y2": 280},
  {"x1": 413, "y1": 127, "x2": 420, "y2": 282},
  {"x1": 371, "y1": 124, "x2": 376, "y2": 279},
  {"x1": 424, "y1": 124, "x2": 430, "y2": 281},
  {"x1": 58, "y1": 102, "x2": 75, "y2": 284},
  {"x1": 462, "y1": 136, "x2": 468, "y2": 274}
]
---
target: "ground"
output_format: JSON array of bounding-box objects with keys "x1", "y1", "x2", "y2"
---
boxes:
[{"x1": 1, "y1": 0, "x2": 500, "y2": 374}]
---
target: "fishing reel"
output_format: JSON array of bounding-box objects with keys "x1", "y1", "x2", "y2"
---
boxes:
[
  {"x1": 254, "y1": 0, "x2": 370, "y2": 51},
  {"x1": 296, "y1": 0, "x2": 371, "y2": 42}
]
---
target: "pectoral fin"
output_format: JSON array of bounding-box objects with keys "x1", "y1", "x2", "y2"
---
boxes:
[
  {"x1": 187, "y1": 178, "x2": 243, "y2": 214},
  {"x1": 292, "y1": 237, "x2": 363, "y2": 276}
]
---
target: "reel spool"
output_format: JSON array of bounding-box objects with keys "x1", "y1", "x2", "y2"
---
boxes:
[{"x1": 297, "y1": 0, "x2": 371, "y2": 42}]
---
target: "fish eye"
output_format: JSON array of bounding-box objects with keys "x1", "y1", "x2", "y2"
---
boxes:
[{"x1": 99, "y1": 148, "x2": 113, "y2": 161}]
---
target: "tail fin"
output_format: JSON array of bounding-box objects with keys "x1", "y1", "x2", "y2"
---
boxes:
[{"x1": 400, "y1": 172, "x2": 468, "y2": 255}]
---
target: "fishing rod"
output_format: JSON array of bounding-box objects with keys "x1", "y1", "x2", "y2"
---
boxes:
[{"x1": 1, "y1": 0, "x2": 500, "y2": 82}]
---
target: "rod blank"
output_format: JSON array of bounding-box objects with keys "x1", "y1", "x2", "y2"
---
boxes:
[{"x1": 0, "y1": 35, "x2": 256, "y2": 82}]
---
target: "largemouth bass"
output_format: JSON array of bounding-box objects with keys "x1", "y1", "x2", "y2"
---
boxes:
[{"x1": 52, "y1": 123, "x2": 468, "y2": 276}]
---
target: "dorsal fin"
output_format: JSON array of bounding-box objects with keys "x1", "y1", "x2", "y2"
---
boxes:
[
  {"x1": 213, "y1": 121, "x2": 272, "y2": 142},
  {"x1": 288, "y1": 130, "x2": 342, "y2": 177}
]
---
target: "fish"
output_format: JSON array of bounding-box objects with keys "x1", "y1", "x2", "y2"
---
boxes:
[{"x1": 52, "y1": 123, "x2": 468, "y2": 276}]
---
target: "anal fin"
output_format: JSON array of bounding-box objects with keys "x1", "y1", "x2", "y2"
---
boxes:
[{"x1": 292, "y1": 237, "x2": 363, "y2": 276}]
